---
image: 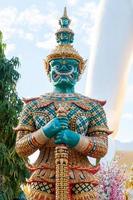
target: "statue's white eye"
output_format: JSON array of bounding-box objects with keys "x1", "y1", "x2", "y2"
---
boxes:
[{"x1": 55, "y1": 65, "x2": 60, "y2": 70}]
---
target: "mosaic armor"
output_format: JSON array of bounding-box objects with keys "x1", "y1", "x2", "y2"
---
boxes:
[{"x1": 15, "y1": 93, "x2": 110, "y2": 200}]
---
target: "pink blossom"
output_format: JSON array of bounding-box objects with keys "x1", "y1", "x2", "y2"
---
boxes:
[{"x1": 97, "y1": 158, "x2": 126, "y2": 200}]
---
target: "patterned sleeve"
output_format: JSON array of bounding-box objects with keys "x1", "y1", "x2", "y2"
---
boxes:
[
  {"x1": 75, "y1": 102, "x2": 110, "y2": 159},
  {"x1": 15, "y1": 102, "x2": 36, "y2": 132},
  {"x1": 15, "y1": 102, "x2": 48, "y2": 158}
]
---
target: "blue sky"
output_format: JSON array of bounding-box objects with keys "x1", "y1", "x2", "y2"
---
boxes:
[{"x1": 0, "y1": 0, "x2": 133, "y2": 143}]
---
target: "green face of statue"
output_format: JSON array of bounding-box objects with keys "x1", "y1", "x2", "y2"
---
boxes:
[{"x1": 49, "y1": 58, "x2": 79, "y2": 89}]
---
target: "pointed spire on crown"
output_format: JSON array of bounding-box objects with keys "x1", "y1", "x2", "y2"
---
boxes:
[
  {"x1": 59, "y1": 7, "x2": 71, "y2": 28},
  {"x1": 63, "y1": 6, "x2": 68, "y2": 18},
  {"x1": 56, "y1": 7, "x2": 74, "y2": 44}
]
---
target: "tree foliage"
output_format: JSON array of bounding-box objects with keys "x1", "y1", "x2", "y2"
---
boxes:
[{"x1": 0, "y1": 31, "x2": 28, "y2": 200}]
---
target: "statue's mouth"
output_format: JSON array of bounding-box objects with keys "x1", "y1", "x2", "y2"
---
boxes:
[
  {"x1": 53, "y1": 73, "x2": 74, "y2": 81},
  {"x1": 54, "y1": 68, "x2": 74, "y2": 75},
  {"x1": 52, "y1": 68, "x2": 75, "y2": 82}
]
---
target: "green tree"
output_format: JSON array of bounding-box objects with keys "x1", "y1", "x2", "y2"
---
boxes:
[{"x1": 0, "y1": 31, "x2": 28, "y2": 200}]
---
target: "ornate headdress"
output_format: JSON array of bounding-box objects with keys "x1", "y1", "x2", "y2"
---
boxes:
[{"x1": 44, "y1": 7, "x2": 86, "y2": 75}]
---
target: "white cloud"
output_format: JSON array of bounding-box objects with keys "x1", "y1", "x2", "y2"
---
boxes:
[
  {"x1": 76, "y1": 1, "x2": 98, "y2": 20},
  {"x1": 0, "y1": 2, "x2": 99, "y2": 50},
  {"x1": 67, "y1": 0, "x2": 79, "y2": 6},
  {"x1": 17, "y1": 6, "x2": 46, "y2": 29},
  {"x1": 16, "y1": 5, "x2": 58, "y2": 32},
  {"x1": 36, "y1": 33, "x2": 56, "y2": 50},
  {"x1": 0, "y1": 1, "x2": 101, "y2": 57},
  {"x1": 0, "y1": 7, "x2": 18, "y2": 40},
  {"x1": 0, "y1": 7, "x2": 18, "y2": 27},
  {"x1": 73, "y1": 1, "x2": 99, "y2": 47},
  {"x1": 18, "y1": 30, "x2": 34, "y2": 41},
  {"x1": 0, "y1": 4, "x2": 58, "y2": 44},
  {"x1": 25, "y1": 33, "x2": 34, "y2": 41},
  {"x1": 5, "y1": 43, "x2": 16, "y2": 54}
]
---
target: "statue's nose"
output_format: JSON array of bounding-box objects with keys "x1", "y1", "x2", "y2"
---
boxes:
[{"x1": 56, "y1": 64, "x2": 72, "y2": 73}]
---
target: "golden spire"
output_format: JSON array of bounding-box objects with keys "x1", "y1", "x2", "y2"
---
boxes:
[{"x1": 63, "y1": 6, "x2": 68, "y2": 18}]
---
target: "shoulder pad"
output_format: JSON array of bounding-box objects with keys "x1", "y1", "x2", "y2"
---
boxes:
[
  {"x1": 81, "y1": 94, "x2": 106, "y2": 106},
  {"x1": 22, "y1": 97, "x2": 40, "y2": 104},
  {"x1": 89, "y1": 98, "x2": 106, "y2": 106},
  {"x1": 22, "y1": 96, "x2": 53, "y2": 109}
]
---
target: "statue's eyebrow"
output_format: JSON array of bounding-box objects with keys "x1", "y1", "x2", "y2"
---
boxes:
[
  {"x1": 50, "y1": 60, "x2": 61, "y2": 65},
  {"x1": 67, "y1": 60, "x2": 79, "y2": 65}
]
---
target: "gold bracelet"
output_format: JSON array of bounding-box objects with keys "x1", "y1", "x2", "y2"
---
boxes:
[{"x1": 32, "y1": 128, "x2": 49, "y2": 145}]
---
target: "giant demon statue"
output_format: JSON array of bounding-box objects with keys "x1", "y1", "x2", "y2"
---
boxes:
[{"x1": 15, "y1": 7, "x2": 111, "y2": 200}]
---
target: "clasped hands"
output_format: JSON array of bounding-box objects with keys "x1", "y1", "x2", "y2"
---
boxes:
[{"x1": 42, "y1": 117, "x2": 80, "y2": 148}]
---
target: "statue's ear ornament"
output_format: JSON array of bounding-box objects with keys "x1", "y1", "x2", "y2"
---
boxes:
[{"x1": 43, "y1": 7, "x2": 86, "y2": 78}]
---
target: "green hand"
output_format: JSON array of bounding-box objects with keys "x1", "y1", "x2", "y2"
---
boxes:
[
  {"x1": 42, "y1": 117, "x2": 68, "y2": 138},
  {"x1": 55, "y1": 129, "x2": 80, "y2": 148}
]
